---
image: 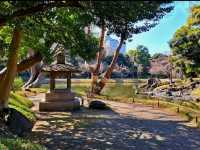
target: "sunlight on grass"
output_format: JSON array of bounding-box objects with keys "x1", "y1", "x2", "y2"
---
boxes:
[
  {"x1": 191, "y1": 88, "x2": 200, "y2": 97},
  {"x1": 0, "y1": 138, "x2": 45, "y2": 150},
  {"x1": 9, "y1": 93, "x2": 36, "y2": 123}
]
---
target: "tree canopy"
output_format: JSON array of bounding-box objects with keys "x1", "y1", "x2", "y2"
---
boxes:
[
  {"x1": 169, "y1": 5, "x2": 200, "y2": 77},
  {"x1": 127, "y1": 45, "x2": 151, "y2": 77}
]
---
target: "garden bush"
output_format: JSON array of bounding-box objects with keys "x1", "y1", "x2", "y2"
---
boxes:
[{"x1": 13, "y1": 77, "x2": 24, "y2": 91}]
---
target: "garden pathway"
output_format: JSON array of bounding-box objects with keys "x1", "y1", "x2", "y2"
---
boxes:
[{"x1": 29, "y1": 94, "x2": 200, "y2": 150}]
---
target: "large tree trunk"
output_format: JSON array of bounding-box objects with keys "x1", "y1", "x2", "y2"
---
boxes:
[
  {"x1": 93, "y1": 37, "x2": 124, "y2": 94},
  {"x1": 90, "y1": 23, "x2": 106, "y2": 93},
  {"x1": 0, "y1": 27, "x2": 22, "y2": 110}
]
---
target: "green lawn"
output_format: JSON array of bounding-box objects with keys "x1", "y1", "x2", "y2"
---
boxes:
[
  {"x1": 0, "y1": 138, "x2": 45, "y2": 150},
  {"x1": 9, "y1": 92, "x2": 36, "y2": 123}
]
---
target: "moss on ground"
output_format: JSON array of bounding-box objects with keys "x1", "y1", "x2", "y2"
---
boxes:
[
  {"x1": 0, "y1": 138, "x2": 46, "y2": 150},
  {"x1": 8, "y1": 93, "x2": 36, "y2": 123},
  {"x1": 10, "y1": 92, "x2": 34, "y2": 108},
  {"x1": 191, "y1": 88, "x2": 200, "y2": 97}
]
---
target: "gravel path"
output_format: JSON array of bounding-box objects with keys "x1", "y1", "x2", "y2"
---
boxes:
[{"x1": 29, "y1": 94, "x2": 200, "y2": 150}]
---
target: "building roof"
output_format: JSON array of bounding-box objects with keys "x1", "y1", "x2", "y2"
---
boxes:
[{"x1": 42, "y1": 63, "x2": 81, "y2": 73}]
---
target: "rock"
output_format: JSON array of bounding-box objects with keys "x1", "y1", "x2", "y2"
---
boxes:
[
  {"x1": 5, "y1": 108, "x2": 34, "y2": 137},
  {"x1": 166, "y1": 90, "x2": 172, "y2": 96},
  {"x1": 195, "y1": 98, "x2": 200, "y2": 103},
  {"x1": 89, "y1": 100, "x2": 107, "y2": 110},
  {"x1": 142, "y1": 77, "x2": 161, "y2": 91}
]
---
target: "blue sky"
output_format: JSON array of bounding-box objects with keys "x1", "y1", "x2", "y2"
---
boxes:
[{"x1": 126, "y1": 1, "x2": 199, "y2": 55}]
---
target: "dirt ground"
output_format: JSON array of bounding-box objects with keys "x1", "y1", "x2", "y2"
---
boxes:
[{"x1": 29, "y1": 94, "x2": 200, "y2": 150}]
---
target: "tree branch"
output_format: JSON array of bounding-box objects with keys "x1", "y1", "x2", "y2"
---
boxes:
[
  {"x1": 0, "y1": 1, "x2": 82, "y2": 27},
  {"x1": 0, "y1": 52, "x2": 42, "y2": 80}
]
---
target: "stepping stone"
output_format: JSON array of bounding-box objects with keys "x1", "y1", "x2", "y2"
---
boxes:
[{"x1": 89, "y1": 100, "x2": 107, "y2": 110}]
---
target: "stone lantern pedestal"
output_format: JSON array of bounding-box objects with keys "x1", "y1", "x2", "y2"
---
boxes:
[{"x1": 39, "y1": 65, "x2": 81, "y2": 111}]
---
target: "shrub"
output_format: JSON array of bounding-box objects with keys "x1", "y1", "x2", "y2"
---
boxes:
[
  {"x1": 0, "y1": 138, "x2": 45, "y2": 150},
  {"x1": 13, "y1": 77, "x2": 24, "y2": 91}
]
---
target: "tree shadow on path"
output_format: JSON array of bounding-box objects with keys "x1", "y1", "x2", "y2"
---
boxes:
[{"x1": 29, "y1": 105, "x2": 200, "y2": 150}]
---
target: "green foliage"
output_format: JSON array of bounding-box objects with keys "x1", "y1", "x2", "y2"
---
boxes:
[
  {"x1": 0, "y1": 6, "x2": 99, "y2": 64},
  {"x1": 0, "y1": 26, "x2": 13, "y2": 64},
  {"x1": 19, "y1": 8, "x2": 99, "y2": 63},
  {"x1": 0, "y1": 138, "x2": 45, "y2": 150},
  {"x1": 12, "y1": 77, "x2": 24, "y2": 91},
  {"x1": 103, "y1": 54, "x2": 132, "y2": 69},
  {"x1": 170, "y1": 25, "x2": 200, "y2": 65},
  {"x1": 127, "y1": 45, "x2": 151, "y2": 77},
  {"x1": 0, "y1": 1, "x2": 173, "y2": 67},
  {"x1": 170, "y1": 5, "x2": 200, "y2": 77},
  {"x1": 89, "y1": 1, "x2": 173, "y2": 40}
]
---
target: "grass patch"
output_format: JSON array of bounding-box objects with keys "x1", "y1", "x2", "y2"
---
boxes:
[
  {"x1": 0, "y1": 138, "x2": 45, "y2": 150},
  {"x1": 29, "y1": 88, "x2": 48, "y2": 94},
  {"x1": 101, "y1": 83, "x2": 135, "y2": 98},
  {"x1": 72, "y1": 84, "x2": 90, "y2": 96},
  {"x1": 191, "y1": 88, "x2": 200, "y2": 97},
  {"x1": 10, "y1": 92, "x2": 33, "y2": 108},
  {"x1": 8, "y1": 93, "x2": 36, "y2": 123}
]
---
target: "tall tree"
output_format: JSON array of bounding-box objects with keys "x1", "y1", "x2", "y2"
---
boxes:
[
  {"x1": 87, "y1": 1, "x2": 173, "y2": 94},
  {"x1": 0, "y1": 25, "x2": 22, "y2": 110},
  {"x1": 127, "y1": 45, "x2": 151, "y2": 78},
  {"x1": 169, "y1": 5, "x2": 200, "y2": 77}
]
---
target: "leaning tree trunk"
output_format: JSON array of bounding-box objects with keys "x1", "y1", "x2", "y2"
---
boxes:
[
  {"x1": 0, "y1": 51, "x2": 42, "y2": 81},
  {"x1": 93, "y1": 37, "x2": 124, "y2": 94},
  {"x1": 24, "y1": 62, "x2": 45, "y2": 89},
  {"x1": 23, "y1": 49, "x2": 38, "y2": 88},
  {"x1": 90, "y1": 23, "x2": 106, "y2": 93},
  {"x1": 23, "y1": 62, "x2": 41, "y2": 89},
  {"x1": 0, "y1": 27, "x2": 22, "y2": 110},
  {"x1": 23, "y1": 48, "x2": 43, "y2": 89}
]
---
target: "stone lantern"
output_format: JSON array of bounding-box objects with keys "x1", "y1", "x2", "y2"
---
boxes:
[{"x1": 39, "y1": 46, "x2": 81, "y2": 111}]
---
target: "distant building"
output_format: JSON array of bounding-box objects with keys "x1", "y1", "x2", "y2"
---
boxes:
[
  {"x1": 105, "y1": 36, "x2": 126, "y2": 56},
  {"x1": 85, "y1": 25, "x2": 126, "y2": 56}
]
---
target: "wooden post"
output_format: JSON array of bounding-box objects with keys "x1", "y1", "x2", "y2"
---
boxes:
[
  {"x1": 50, "y1": 73, "x2": 55, "y2": 92},
  {"x1": 177, "y1": 107, "x2": 179, "y2": 113},
  {"x1": 67, "y1": 73, "x2": 71, "y2": 91},
  {"x1": 132, "y1": 97, "x2": 135, "y2": 103}
]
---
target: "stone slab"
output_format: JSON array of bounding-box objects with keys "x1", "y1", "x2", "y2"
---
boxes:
[
  {"x1": 45, "y1": 91, "x2": 75, "y2": 102},
  {"x1": 39, "y1": 98, "x2": 80, "y2": 111}
]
